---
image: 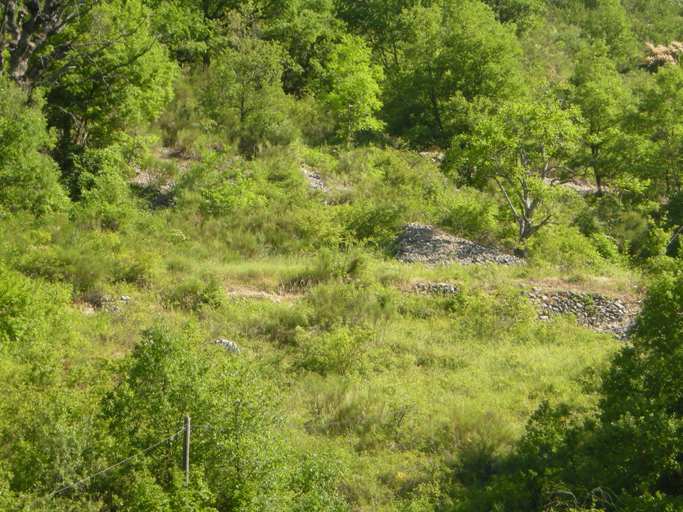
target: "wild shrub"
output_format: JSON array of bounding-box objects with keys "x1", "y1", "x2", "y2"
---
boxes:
[
  {"x1": 158, "y1": 71, "x2": 211, "y2": 152},
  {"x1": 69, "y1": 147, "x2": 141, "y2": 231},
  {"x1": 308, "y1": 282, "x2": 396, "y2": 331},
  {"x1": 161, "y1": 274, "x2": 224, "y2": 312},
  {"x1": 438, "y1": 409, "x2": 516, "y2": 488},
  {"x1": 527, "y1": 224, "x2": 613, "y2": 271},
  {"x1": 438, "y1": 189, "x2": 502, "y2": 243},
  {"x1": 258, "y1": 303, "x2": 313, "y2": 345},
  {"x1": 300, "y1": 376, "x2": 411, "y2": 445},
  {"x1": 175, "y1": 149, "x2": 262, "y2": 217},
  {"x1": 0, "y1": 264, "x2": 70, "y2": 349},
  {"x1": 293, "y1": 324, "x2": 375, "y2": 376},
  {"x1": 289, "y1": 248, "x2": 366, "y2": 288},
  {"x1": 101, "y1": 323, "x2": 291, "y2": 510},
  {"x1": 343, "y1": 201, "x2": 404, "y2": 250}
]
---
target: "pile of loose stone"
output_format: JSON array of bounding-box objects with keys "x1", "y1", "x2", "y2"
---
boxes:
[
  {"x1": 396, "y1": 223, "x2": 523, "y2": 266},
  {"x1": 418, "y1": 151, "x2": 445, "y2": 163},
  {"x1": 413, "y1": 282, "x2": 460, "y2": 296},
  {"x1": 301, "y1": 165, "x2": 331, "y2": 191},
  {"x1": 86, "y1": 295, "x2": 132, "y2": 313},
  {"x1": 523, "y1": 288, "x2": 640, "y2": 339}
]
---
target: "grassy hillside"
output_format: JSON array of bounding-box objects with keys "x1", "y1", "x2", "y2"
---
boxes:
[
  {"x1": 0, "y1": 142, "x2": 646, "y2": 510},
  {"x1": 4, "y1": 0, "x2": 683, "y2": 508}
]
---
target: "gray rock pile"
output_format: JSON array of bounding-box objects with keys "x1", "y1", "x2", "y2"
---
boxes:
[
  {"x1": 301, "y1": 166, "x2": 331, "y2": 191},
  {"x1": 214, "y1": 338, "x2": 241, "y2": 354},
  {"x1": 86, "y1": 295, "x2": 132, "y2": 313},
  {"x1": 418, "y1": 151, "x2": 445, "y2": 163},
  {"x1": 413, "y1": 282, "x2": 460, "y2": 296},
  {"x1": 396, "y1": 223, "x2": 523, "y2": 266},
  {"x1": 523, "y1": 288, "x2": 640, "y2": 339}
]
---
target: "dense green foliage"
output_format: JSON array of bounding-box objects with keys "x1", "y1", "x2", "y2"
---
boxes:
[{"x1": 4, "y1": 0, "x2": 683, "y2": 509}]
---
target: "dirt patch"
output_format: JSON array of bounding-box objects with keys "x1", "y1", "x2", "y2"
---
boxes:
[
  {"x1": 226, "y1": 287, "x2": 302, "y2": 303},
  {"x1": 396, "y1": 223, "x2": 523, "y2": 266}
]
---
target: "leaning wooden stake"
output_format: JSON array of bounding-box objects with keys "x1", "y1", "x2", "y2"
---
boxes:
[{"x1": 182, "y1": 415, "x2": 190, "y2": 485}]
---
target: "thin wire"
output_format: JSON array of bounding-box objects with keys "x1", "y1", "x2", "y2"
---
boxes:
[
  {"x1": 641, "y1": 223, "x2": 683, "y2": 275},
  {"x1": 28, "y1": 408, "x2": 418, "y2": 506},
  {"x1": 193, "y1": 407, "x2": 418, "y2": 432},
  {"x1": 29, "y1": 430, "x2": 183, "y2": 507},
  {"x1": 300, "y1": 407, "x2": 417, "y2": 429}
]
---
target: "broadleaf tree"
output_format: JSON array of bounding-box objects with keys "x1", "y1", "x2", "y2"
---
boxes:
[
  {"x1": 322, "y1": 35, "x2": 385, "y2": 147},
  {"x1": 451, "y1": 90, "x2": 583, "y2": 243},
  {"x1": 0, "y1": 77, "x2": 66, "y2": 216}
]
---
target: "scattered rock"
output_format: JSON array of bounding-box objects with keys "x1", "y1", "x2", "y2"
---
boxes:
[
  {"x1": 413, "y1": 282, "x2": 460, "y2": 296},
  {"x1": 301, "y1": 165, "x2": 331, "y2": 191},
  {"x1": 80, "y1": 293, "x2": 135, "y2": 313},
  {"x1": 522, "y1": 288, "x2": 641, "y2": 339},
  {"x1": 214, "y1": 338, "x2": 241, "y2": 354},
  {"x1": 97, "y1": 296, "x2": 134, "y2": 313},
  {"x1": 396, "y1": 223, "x2": 523, "y2": 266},
  {"x1": 418, "y1": 151, "x2": 445, "y2": 163}
]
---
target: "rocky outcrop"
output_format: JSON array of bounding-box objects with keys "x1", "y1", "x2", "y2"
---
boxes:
[
  {"x1": 397, "y1": 223, "x2": 523, "y2": 266},
  {"x1": 523, "y1": 288, "x2": 640, "y2": 339}
]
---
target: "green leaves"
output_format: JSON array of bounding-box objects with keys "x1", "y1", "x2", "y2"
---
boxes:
[
  {"x1": 383, "y1": 0, "x2": 523, "y2": 148},
  {"x1": 321, "y1": 35, "x2": 385, "y2": 147},
  {"x1": 451, "y1": 90, "x2": 583, "y2": 241},
  {"x1": 203, "y1": 33, "x2": 296, "y2": 154},
  {"x1": 0, "y1": 78, "x2": 66, "y2": 216},
  {"x1": 48, "y1": 0, "x2": 177, "y2": 150}
]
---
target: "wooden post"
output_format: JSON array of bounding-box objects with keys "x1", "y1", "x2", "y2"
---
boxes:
[{"x1": 182, "y1": 415, "x2": 190, "y2": 485}]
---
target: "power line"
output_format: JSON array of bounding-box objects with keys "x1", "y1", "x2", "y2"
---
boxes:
[
  {"x1": 193, "y1": 407, "x2": 418, "y2": 432},
  {"x1": 641, "y1": 223, "x2": 683, "y2": 275},
  {"x1": 29, "y1": 430, "x2": 183, "y2": 508},
  {"x1": 27, "y1": 407, "x2": 418, "y2": 506}
]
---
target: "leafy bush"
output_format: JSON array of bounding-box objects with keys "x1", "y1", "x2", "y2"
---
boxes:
[
  {"x1": 161, "y1": 274, "x2": 224, "y2": 311},
  {"x1": 294, "y1": 325, "x2": 375, "y2": 376},
  {"x1": 0, "y1": 78, "x2": 66, "y2": 216},
  {"x1": 102, "y1": 323, "x2": 286, "y2": 509},
  {"x1": 439, "y1": 188, "x2": 502, "y2": 243},
  {"x1": 308, "y1": 282, "x2": 396, "y2": 330},
  {"x1": 259, "y1": 303, "x2": 313, "y2": 345},
  {"x1": 69, "y1": 147, "x2": 140, "y2": 230},
  {"x1": 344, "y1": 202, "x2": 404, "y2": 250}
]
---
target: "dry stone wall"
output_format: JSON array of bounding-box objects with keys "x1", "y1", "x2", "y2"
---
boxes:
[
  {"x1": 413, "y1": 282, "x2": 461, "y2": 295},
  {"x1": 522, "y1": 288, "x2": 640, "y2": 339},
  {"x1": 409, "y1": 281, "x2": 640, "y2": 338}
]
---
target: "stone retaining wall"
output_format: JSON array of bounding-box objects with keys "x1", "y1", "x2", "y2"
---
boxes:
[{"x1": 523, "y1": 288, "x2": 640, "y2": 339}]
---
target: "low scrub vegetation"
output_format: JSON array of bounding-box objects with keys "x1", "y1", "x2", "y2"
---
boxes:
[{"x1": 3, "y1": 0, "x2": 683, "y2": 509}]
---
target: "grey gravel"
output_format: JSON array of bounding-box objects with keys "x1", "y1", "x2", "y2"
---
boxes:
[{"x1": 396, "y1": 223, "x2": 523, "y2": 266}]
